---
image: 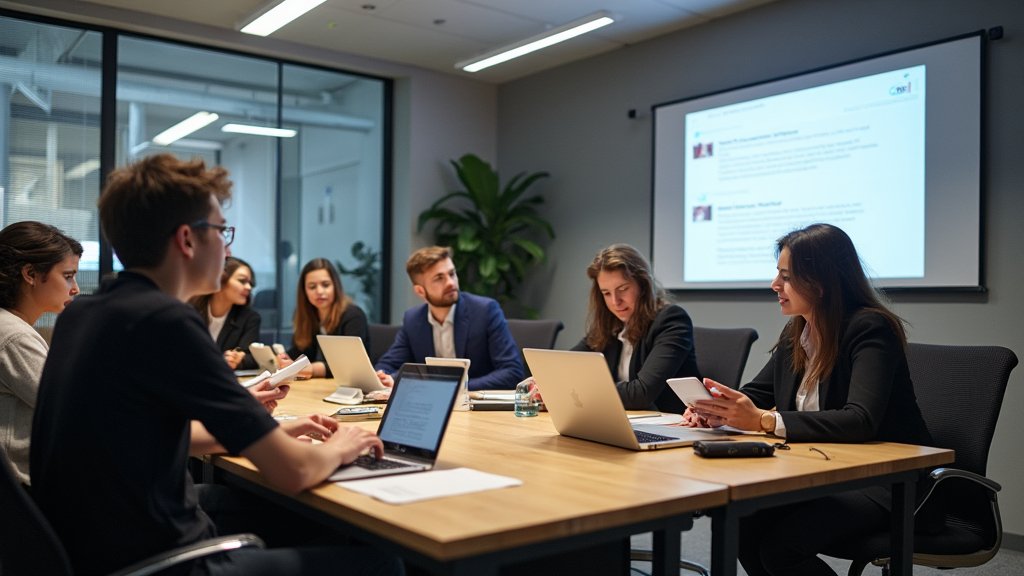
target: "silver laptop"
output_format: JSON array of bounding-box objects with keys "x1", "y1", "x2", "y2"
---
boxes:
[
  {"x1": 329, "y1": 363, "x2": 464, "y2": 481},
  {"x1": 523, "y1": 348, "x2": 735, "y2": 451},
  {"x1": 317, "y1": 335, "x2": 387, "y2": 393}
]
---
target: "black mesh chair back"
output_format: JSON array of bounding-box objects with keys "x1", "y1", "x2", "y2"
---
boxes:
[
  {"x1": 507, "y1": 319, "x2": 564, "y2": 376},
  {"x1": 827, "y1": 342, "x2": 1018, "y2": 575},
  {"x1": 692, "y1": 327, "x2": 759, "y2": 385},
  {"x1": 367, "y1": 323, "x2": 400, "y2": 364},
  {"x1": 908, "y1": 343, "x2": 1015, "y2": 476},
  {"x1": 0, "y1": 451, "x2": 73, "y2": 576}
]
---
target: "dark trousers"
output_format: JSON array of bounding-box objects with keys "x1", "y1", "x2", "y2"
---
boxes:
[
  {"x1": 196, "y1": 484, "x2": 404, "y2": 576},
  {"x1": 737, "y1": 490, "x2": 888, "y2": 576}
]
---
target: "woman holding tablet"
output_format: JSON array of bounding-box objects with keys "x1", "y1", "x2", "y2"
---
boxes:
[
  {"x1": 684, "y1": 223, "x2": 934, "y2": 576},
  {"x1": 0, "y1": 221, "x2": 81, "y2": 484},
  {"x1": 278, "y1": 258, "x2": 368, "y2": 379},
  {"x1": 570, "y1": 244, "x2": 700, "y2": 413},
  {"x1": 190, "y1": 256, "x2": 261, "y2": 370}
]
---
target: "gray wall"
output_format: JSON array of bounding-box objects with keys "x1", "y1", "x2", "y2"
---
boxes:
[{"x1": 499, "y1": 0, "x2": 1024, "y2": 535}]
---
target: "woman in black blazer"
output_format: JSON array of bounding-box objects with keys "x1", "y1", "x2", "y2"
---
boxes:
[
  {"x1": 190, "y1": 256, "x2": 261, "y2": 370},
  {"x1": 685, "y1": 223, "x2": 933, "y2": 576},
  {"x1": 571, "y1": 244, "x2": 700, "y2": 413}
]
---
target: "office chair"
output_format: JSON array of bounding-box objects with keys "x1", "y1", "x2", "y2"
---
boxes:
[
  {"x1": 0, "y1": 451, "x2": 265, "y2": 576},
  {"x1": 825, "y1": 342, "x2": 1018, "y2": 576},
  {"x1": 506, "y1": 319, "x2": 564, "y2": 376},
  {"x1": 632, "y1": 326, "x2": 758, "y2": 576},
  {"x1": 368, "y1": 323, "x2": 401, "y2": 364},
  {"x1": 692, "y1": 326, "x2": 759, "y2": 385}
]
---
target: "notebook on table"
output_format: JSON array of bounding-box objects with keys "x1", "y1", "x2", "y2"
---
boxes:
[
  {"x1": 329, "y1": 363, "x2": 464, "y2": 481},
  {"x1": 523, "y1": 348, "x2": 736, "y2": 451},
  {"x1": 317, "y1": 335, "x2": 387, "y2": 404}
]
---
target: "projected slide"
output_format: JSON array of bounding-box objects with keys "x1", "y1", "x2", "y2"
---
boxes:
[
  {"x1": 683, "y1": 66, "x2": 925, "y2": 282},
  {"x1": 652, "y1": 33, "x2": 981, "y2": 290}
]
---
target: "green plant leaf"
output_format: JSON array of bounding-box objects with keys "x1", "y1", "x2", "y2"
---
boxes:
[{"x1": 420, "y1": 154, "x2": 556, "y2": 308}]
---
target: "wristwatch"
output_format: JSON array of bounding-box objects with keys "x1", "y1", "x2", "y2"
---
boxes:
[{"x1": 759, "y1": 410, "x2": 778, "y2": 434}]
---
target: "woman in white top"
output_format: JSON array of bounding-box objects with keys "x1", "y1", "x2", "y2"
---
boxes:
[
  {"x1": 0, "y1": 221, "x2": 81, "y2": 484},
  {"x1": 189, "y1": 256, "x2": 261, "y2": 370}
]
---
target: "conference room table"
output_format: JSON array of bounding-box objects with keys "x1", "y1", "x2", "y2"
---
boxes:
[
  {"x1": 209, "y1": 378, "x2": 953, "y2": 575},
  {"x1": 210, "y1": 379, "x2": 728, "y2": 575}
]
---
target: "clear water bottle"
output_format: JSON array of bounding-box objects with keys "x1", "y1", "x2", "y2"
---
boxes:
[{"x1": 514, "y1": 377, "x2": 539, "y2": 417}]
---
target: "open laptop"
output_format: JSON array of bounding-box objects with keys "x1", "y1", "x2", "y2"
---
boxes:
[
  {"x1": 523, "y1": 348, "x2": 736, "y2": 450},
  {"x1": 329, "y1": 363, "x2": 464, "y2": 481},
  {"x1": 425, "y1": 357, "x2": 471, "y2": 411},
  {"x1": 317, "y1": 335, "x2": 387, "y2": 403}
]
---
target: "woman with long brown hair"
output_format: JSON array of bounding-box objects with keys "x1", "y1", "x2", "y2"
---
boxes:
[
  {"x1": 0, "y1": 221, "x2": 82, "y2": 483},
  {"x1": 279, "y1": 258, "x2": 368, "y2": 378},
  {"x1": 571, "y1": 243, "x2": 700, "y2": 413},
  {"x1": 685, "y1": 223, "x2": 933, "y2": 576}
]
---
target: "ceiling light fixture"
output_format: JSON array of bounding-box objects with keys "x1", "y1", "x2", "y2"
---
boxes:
[
  {"x1": 222, "y1": 124, "x2": 298, "y2": 138},
  {"x1": 65, "y1": 159, "x2": 101, "y2": 179},
  {"x1": 152, "y1": 112, "x2": 219, "y2": 146},
  {"x1": 456, "y1": 11, "x2": 615, "y2": 73},
  {"x1": 240, "y1": 0, "x2": 328, "y2": 37}
]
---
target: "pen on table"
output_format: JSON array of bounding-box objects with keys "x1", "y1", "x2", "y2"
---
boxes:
[{"x1": 627, "y1": 413, "x2": 662, "y2": 420}]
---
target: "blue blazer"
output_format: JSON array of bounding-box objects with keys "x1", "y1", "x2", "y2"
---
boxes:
[{"x1": 375, "y1": 292, "x2": 524, "y2": 391}]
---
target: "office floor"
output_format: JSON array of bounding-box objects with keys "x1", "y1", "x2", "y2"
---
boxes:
[{"x1": 629, "y1": 516, "x2": 1024, "y2": 576}]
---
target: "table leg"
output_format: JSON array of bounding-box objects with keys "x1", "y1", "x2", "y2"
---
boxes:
[
  {"x1": 889, "y1": 479, "x2": 915, "y2": 575},
  {"x1": 710, "y1": 508, "x2": 739, "y2": 576},
  {"x1": 652, "y1": 517, "x2": 685, "y2": 576}
]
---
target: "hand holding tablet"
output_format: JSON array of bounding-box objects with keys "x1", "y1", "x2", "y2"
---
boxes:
[{"x1": 667, "y1": 377, "x2": 722, "y2": 408}]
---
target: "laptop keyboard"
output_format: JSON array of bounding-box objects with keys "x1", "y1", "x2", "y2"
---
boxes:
[
  {"x1": 354, "y1": 455, "x2": 415, "y2": 470},
  {"x1": 634, "y1": 429, "x2": 677, "y2": 444}
]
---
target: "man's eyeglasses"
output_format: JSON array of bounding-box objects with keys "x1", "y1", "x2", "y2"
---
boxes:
[{"x1": 190, "y1": 220, "x2": 235, "y2": 247}]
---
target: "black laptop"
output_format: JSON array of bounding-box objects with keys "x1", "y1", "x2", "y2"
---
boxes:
[{"x1": 328, "y1": 363, "x2": 463, "y2": 481}]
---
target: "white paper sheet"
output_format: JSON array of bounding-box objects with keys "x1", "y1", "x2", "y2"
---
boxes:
[
  {"x1": 336, "y1": 467, "x2": 522, "y2": 504},
  {"x1": 626, "y1": 412, "x2": 684, "y2": 426}
]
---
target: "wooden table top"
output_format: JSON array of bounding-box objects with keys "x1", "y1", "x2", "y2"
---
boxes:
[{"x1": 216, "y1": 378, "x2": 729, "y2": 560}]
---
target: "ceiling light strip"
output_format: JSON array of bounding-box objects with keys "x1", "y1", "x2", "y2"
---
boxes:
[
  {"x1": 152, "y1": 112, "x2": 219, "y2": 146},
  {"x1": 241, "y1": 0, "x2": 328, "y2": 37},
  {"x1": 457, "y1": 11, "x2": 615, "y2": 73},
  {"x1": 222, "y1": 124, "x2": 297, "y2": 138}
]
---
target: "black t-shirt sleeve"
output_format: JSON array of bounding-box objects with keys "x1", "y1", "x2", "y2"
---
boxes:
[{"x1": 143, "y1": 305, "x2": 278, "y2": 454}]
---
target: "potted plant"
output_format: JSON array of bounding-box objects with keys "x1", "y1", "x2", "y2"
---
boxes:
[
  {"x1": 336, "y1": 241, "x2": 381, "y2": 322},
  {"x1": 417, "y1": 153, "x2": 554, "y2": 313}
]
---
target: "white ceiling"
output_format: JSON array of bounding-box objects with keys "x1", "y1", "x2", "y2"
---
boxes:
[{"x1": 76, "y1": 0, "x2": 776, "y2": 83}]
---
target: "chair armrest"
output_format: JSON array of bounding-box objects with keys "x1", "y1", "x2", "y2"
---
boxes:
[
  {"x1": 929, "y1": 467, "x2": 1002, "y2": 492},
  {"x1": 110, "y1": 533, "x2": 265, "y2": 576},
  {"x1": 915, "y1": 467, "x2": 1001, "y2": 515}
]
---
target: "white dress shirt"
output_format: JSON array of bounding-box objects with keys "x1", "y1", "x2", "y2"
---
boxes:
[{"x1": 427, "y1": 304, "x2": 457, "y2": 359}]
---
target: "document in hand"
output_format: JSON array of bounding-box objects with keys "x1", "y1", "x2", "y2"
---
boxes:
[{"x1": 240, "y1": 355, "x2": 310, "y2": 389}]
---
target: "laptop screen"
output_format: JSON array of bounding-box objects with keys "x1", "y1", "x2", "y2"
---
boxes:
[{"x1": 377, "y1": 364, "x2": 463, "y2": 458}]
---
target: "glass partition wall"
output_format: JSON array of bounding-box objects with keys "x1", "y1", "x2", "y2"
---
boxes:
[{"x1": 0, "y1": 10, "x2": 389, "y2": 341}]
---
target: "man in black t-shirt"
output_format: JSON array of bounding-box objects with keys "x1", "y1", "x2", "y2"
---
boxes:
[{"x1": 31, "y1": 154, "x2": 400, "y2": 576}]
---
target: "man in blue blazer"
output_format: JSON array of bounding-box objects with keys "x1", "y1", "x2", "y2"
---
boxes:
[{"x1": 375, "y1": 246, "x2": 524, "y2": 391}]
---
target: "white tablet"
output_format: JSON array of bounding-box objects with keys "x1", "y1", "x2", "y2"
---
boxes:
[
  {"x1": 248, "y1": 342, "x2": 280, "y2": 373},
  {"x1": 667, "y1": 377, "x2": 714, "y2": 408}
]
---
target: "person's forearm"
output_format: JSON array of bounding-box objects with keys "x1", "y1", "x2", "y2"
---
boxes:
[{"x1": 189, "y1": 421, "x2": 226, "y2": 455}]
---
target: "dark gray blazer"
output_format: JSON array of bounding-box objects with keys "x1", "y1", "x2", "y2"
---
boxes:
[
  {"x1": 214, "y1": 306, "x2": 261, "y2": 370},
  {"x1": 573, "y1": 304, "x2": 701, "y2": 413},
  {"x1": 741, "y1": 309, "x2": 932, "y2": 445}
]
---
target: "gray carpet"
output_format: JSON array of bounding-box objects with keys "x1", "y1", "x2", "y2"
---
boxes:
[{"x1": 629, "y1": 516, "x2": 1024, "y2": 575}]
